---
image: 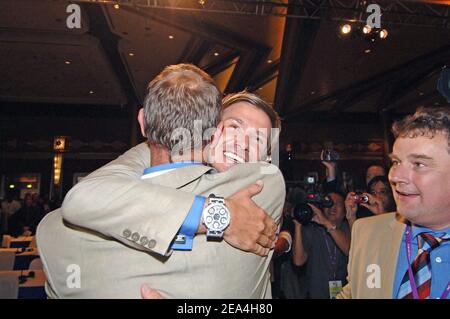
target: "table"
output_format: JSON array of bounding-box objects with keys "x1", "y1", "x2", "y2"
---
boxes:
[
  {"x1": 0, "y1": 269, "x2": 47, "y2": 299},
  {"x1": 0, "y1": 247, "x2": 40, "y2": 270},
  {"x1": 1, "y1": 236, "x2": 34, "y2": 248}
]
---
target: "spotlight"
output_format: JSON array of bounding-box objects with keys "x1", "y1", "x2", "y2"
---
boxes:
[
  {"x1": 340, "y1": 24, "x2": 352, "y2": 35},
  {"x1": 379, "y1": 29, "x2": 388, "y2": 39},
  {"x1": 362, "y1": 25, "x2": 372, "y2": 34}
]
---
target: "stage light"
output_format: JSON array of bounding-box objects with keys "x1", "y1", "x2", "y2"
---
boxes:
[
  {"x1": 9, "y1": 184, "x2": 15, "y2": 189},
  {"x1": 379, "y1": 29, "x2": 388, "y2": 39},
  {"x1": 362, "y1": 25, "x2": 372, "y2": 34},
  {"x1": 340, "y1": 24, "x2": 352, "y2": 35}
]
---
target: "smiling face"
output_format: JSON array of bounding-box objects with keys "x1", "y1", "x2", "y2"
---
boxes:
[
  {"x1": 388, "y1": 132, "x2": 450, "y2": 229},
  {"x1": 210, "y1": 101, "x2": 272, "y2": 172}
]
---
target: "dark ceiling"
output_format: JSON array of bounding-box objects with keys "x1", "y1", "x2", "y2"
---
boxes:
[{"x1": 0, "y1": 0, "x2": 449, "y2": 122}]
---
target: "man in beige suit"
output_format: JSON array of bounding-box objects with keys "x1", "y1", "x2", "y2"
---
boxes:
[
  {"x1": 37, "y1": 64, "x2": 285, "y2": 298},
  {"x1": 338, "y1": 107, "x2": 450, "y2": 299}
]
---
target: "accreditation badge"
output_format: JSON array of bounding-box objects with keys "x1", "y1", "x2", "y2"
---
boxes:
[{"x1": 329, "y1": 280, "x2": 343, "y2": 299}]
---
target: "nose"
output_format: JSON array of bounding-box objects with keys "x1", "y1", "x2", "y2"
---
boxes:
[{"x1": 388, "y1": 163, "x2": 409, "y2": 185}]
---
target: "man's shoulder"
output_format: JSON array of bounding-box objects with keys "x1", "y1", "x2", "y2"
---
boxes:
[
  {"x1": 214, "y1": 162, "x2": 284, "y2": 182},
  {"x1": 352, "y1": 212, "x2": 405, "y2": 239}
]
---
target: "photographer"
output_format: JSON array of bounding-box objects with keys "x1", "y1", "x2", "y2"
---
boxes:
[
  {"x1": 292, "y1": 191, "x2": 350, "y2": 299},
  {"x1": 345, "y1": 176, "x2": 396, "y2": 229}
]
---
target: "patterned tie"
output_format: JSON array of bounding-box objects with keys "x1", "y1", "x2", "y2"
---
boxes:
[{"x1": 397, "y1": 232, "x2": 450, "y2": 299}]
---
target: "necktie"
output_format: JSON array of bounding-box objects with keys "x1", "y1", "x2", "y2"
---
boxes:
[{"x1": 397, "y1": 232, "x2": 450, "y2": 299}]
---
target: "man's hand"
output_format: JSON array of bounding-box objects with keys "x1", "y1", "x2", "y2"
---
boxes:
[
  {"x1": 320, "y1": 150, "x2": 337, "y2": 180},
  {"x1": 224, "y1": 180, "x2": 278, "y2": 257},
  {"x1": 141, "y1": 284, "x2": 164, "y2": 299}
]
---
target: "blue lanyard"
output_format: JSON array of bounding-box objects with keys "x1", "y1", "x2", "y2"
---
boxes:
[
  {"x1": 142, "y1": 161, "x2": 202, "y2": 176},
  {"x1": 405, "y1": 225, "x2": 450, "y2": 299}
]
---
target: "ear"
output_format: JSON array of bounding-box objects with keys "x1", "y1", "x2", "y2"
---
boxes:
[{"x1": 137, "y1": 108, "x2": 146, "y2": 137}]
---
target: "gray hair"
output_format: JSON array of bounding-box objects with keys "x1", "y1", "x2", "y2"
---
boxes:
[{"x1": 143, "y1": 64, "x2": 221, "y2": 152}]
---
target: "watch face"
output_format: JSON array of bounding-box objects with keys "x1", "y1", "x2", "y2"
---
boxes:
[{"x1": 204, "y1": 204, "x2": 230, "y2": 231}]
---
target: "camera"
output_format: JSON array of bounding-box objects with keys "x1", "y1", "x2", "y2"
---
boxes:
[
  {"x1": 293, "y1": 193, "x2": 334, "y2": 225},
  {"x1": 322, "y1": 149, "x2": 340, "y2": 162},
  {"x1": 353, "y1": 192, "x2": 369, "y2": 204}
]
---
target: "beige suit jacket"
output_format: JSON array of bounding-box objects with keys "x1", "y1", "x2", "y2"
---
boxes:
[
  {"x1": 37, "y1": 143, "x2": 285, "y2": 298},
  {"x1": 338, "y1": 212, "x2": 407, "y2": 299}
]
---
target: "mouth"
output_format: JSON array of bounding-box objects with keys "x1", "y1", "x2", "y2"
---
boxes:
[
  {"x1": 395, "y1": 190, "x2": 419, "y2": 199},
  {"x1": 223, "y1": 152, "x2": 245, "y2": 164}
]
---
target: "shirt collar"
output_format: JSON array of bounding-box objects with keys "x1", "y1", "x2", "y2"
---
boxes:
[
  {"x1": 142, "y1": 161, "x2": 202, "y2": 179},
  {"x1": 411, "y1": 224, "x2": 450, "y2": 239}
]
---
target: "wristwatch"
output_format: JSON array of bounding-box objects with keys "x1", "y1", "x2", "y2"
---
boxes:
[{"x1": 202, "y1": 194, "x2": 231, "y2": 239}]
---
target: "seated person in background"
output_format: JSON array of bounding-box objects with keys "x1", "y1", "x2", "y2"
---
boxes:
[
  {"x1": 9, "y1": 193, "x2": 43, "y2": 236},
  {"x1": 345, "y1": 175, "x2": 396, "y2": 229},
  {"x1": 292, "y1": 191, "x2": 350, "y2": 299}
]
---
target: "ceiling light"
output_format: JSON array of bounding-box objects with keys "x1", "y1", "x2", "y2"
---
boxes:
[
  {"x1": 9, "y1": 184, "x2": 14, "y2": 189},
  {"x1": 267, "y1": 59, "x2": 273, "y2": 64},
  {"x1": 89, "y1": 90, "x2": 94, "y2": 94},
  {"x1": 364, "y1": 49, "x2": 371, "y2": 54},
  {"x1": 168, "y1": 35, "x2": 174, "y2": 39},
  {"x1": 214, "y1": 52, "x2": 219, "y2": 56},
  {"x1": 379, "y1": 29, "x2": 388, "y2": 39},
  {"x1": 128, "y1": 52, "x2": 134, "y2": 56},
  {"x1": 340, "y1": 24, "x2": 352, "y2": 35},
  {"x1": 362, "y1": 25, "x2": 372, "y2": 34},
  {"x1": 64, "y1": 60, "x2": 71, "y2": 65},
  {"x1": 113, "y1": 4, "x2": 120, "y2": 9}
]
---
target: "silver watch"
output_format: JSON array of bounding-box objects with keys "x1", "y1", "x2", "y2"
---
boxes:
[{"x1": 202, "y1": 194, "x2": 231, "y2": 239}]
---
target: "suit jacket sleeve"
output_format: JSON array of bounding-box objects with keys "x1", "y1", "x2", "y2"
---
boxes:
[{"x1": 61, "y1": 143, "x2": 197, "y2": 256}]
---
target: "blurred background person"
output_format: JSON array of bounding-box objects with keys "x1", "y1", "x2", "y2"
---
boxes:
[{"x1": 292, "y1": 191, "x2": 350, "y2": 299}]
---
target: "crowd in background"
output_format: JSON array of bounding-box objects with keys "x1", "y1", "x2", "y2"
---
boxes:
[
  {"x1": 272, "y1": 158, "x2": 396, "y2": 299},
  {"x1": 0, "y1": 191, "x2": 58, "y2": 238}
]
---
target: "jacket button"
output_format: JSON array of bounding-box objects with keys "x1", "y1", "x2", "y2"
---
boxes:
[
  {"x1": 131, "y1": 232, "x2": 140, "y2": 242},
  {"x1": 140, "y1": 236, "x2": 149, "y2": 246},
  {"x1": 148, "y1": 239, "x2": 156, "y2": 248},
  {"x1": 122, "y1": 229, "x2": 132, "y2": 238}
]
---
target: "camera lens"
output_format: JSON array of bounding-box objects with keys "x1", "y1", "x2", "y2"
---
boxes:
[{"x1": 293, "y1": 204, "x2": 313, "y2": 225}]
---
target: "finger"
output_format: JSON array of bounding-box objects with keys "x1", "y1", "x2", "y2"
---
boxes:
[
  {"x1": 257, "y1": 234, "x2": 271, "y2": 248},
  {"x1": 141, "y1": 284, "x2": 163, "y2": 299}
]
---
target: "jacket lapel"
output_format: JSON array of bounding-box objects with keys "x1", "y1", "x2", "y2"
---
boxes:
[{"x1": 380, "y1": 214, "x2": 407, "y2": 298}]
